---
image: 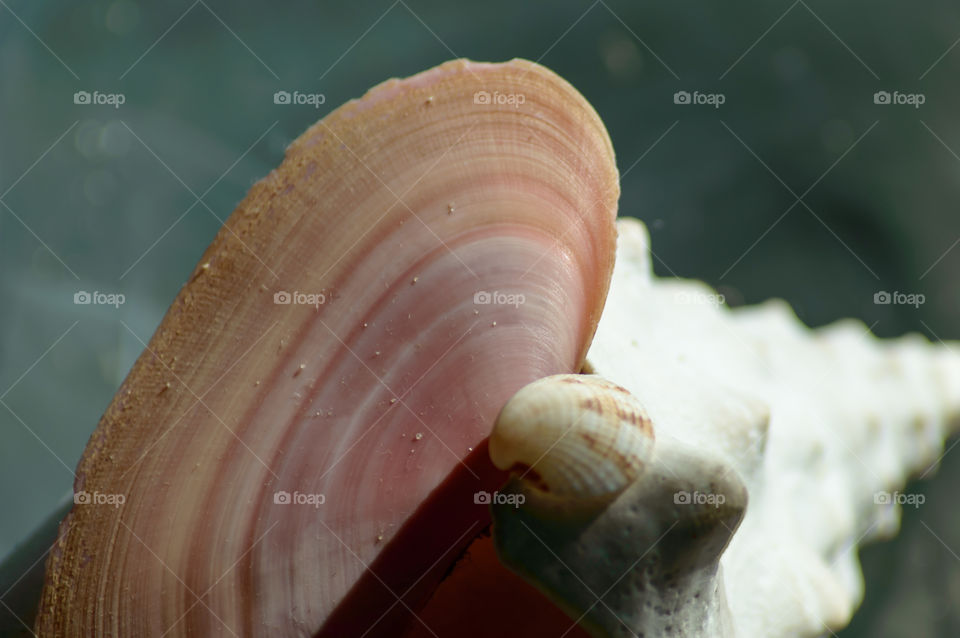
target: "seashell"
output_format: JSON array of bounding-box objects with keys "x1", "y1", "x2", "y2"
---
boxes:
[
  {"x1": 473, "y1": 218, "x2": 960, "y2": 638},
  {"x1": 16, "y1": 65, "x2": 960, "y2": 638},
  {"x1": 490, "y1": 434, "x2": 747, "y2": 638},
  {"x1": 555, "y1": 217, "x2": 960, "y2": 638},
  {"x1": 488, "y1": 374, "x2": 654, "y2": 501},
  {"x1": 36, "y1": 59, "x2": 619, "y2": 637}
]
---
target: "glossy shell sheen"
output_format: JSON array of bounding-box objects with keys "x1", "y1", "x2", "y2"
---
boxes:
[
  {"x1": 489, "y1": 374, "x2": 654, "y2": 499},
  {"x1": 37, "y1": 59, "x2": 619, "y2": 637}
]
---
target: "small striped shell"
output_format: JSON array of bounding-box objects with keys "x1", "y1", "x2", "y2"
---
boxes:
[{"x1": 489, "y1": 374, "x2": 654, "y2": 500}]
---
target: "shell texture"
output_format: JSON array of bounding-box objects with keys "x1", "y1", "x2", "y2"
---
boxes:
[
  {"x1": 31, "y1": 55, "x2": 960, "y2": 638},
  {"x1": 36, "y1": 59, "x2": 619, "y2": 637},
  {"x1": 492, "y1": 216, "x2": 960, "y2": 637},
  {"x1": 488, "y1": 374, "x2": 654, "y2": 500}
]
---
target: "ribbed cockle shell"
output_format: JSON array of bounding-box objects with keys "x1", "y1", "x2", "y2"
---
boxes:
[{"x1": 489, "y1": 374, "x2": 654, "y2": 500}]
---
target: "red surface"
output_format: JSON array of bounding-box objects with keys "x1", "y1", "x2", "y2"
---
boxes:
[{"x1": 400, "y1": 534, "x2": 591, "y2": 638}]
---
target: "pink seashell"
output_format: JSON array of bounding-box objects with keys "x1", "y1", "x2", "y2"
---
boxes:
[{"x1": 37, "y1": 58, "x2": 619, "y2": 637}]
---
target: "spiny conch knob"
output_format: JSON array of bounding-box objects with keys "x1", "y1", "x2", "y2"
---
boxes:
[{"x1": 488, "y1": 374, "x2": 655, "y2": 502}]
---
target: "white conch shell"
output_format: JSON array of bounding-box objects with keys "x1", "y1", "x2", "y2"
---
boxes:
[
  {"x1": 490, "y1": 217, "x2": 960, "y2": 638},
  {"x1": 488, "y1": 374, "x2": 654, "y2": 500},
  {"x1": 586, "y1": 218, "x2": 960, "y2": 637}
]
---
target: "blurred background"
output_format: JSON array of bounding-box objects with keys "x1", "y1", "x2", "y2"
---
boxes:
[{"x1": 1, "y1": 1, "x2": 959, "y2": 635}]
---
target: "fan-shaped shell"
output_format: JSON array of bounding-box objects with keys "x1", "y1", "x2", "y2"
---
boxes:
[{"x1": 37, "y1": 59, "x2": 619, "y2": 637}]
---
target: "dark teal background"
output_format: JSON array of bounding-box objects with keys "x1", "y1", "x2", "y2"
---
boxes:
[{"x1": 1, "y1": 1, "x2": 959, "y2": 635}]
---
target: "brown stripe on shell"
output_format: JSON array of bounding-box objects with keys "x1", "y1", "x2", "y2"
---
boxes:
[{"x1": 488, "y1": 373, "x2": 655, "y2": 500}]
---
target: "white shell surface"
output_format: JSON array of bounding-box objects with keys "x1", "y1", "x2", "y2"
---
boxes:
[{"x1": 585, "y1": 217, "x2": 960, "y2": 637}]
